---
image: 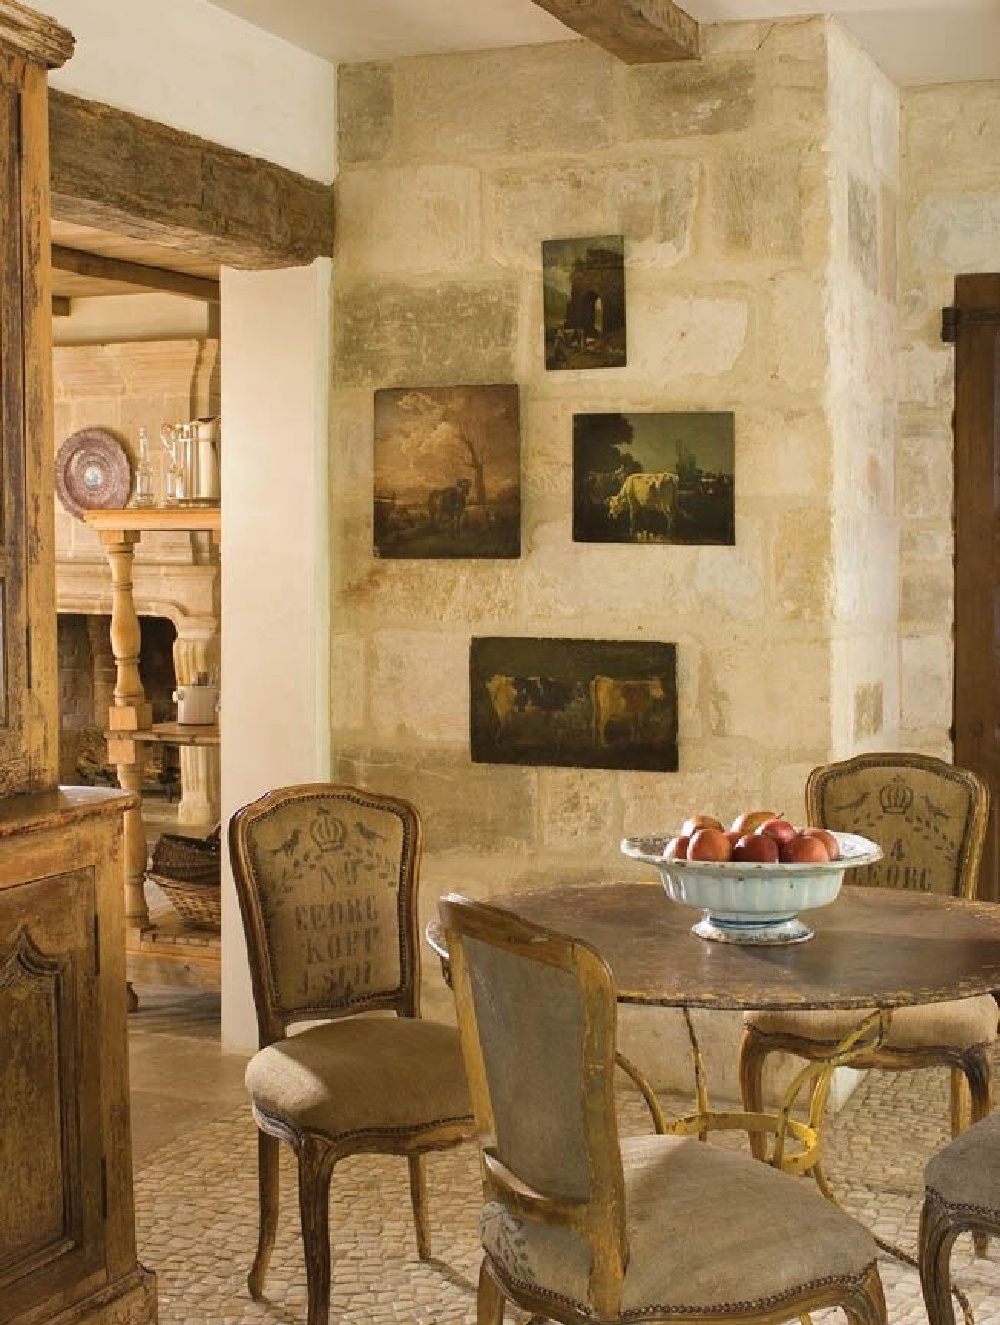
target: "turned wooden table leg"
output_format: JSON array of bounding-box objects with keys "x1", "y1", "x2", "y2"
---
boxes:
[{"x1": 99, "y1": 530, "x2": 153, "y2": 952}]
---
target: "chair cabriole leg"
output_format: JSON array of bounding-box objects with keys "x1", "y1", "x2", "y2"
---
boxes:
[
  {"x1": 477, "y1": 1260, "x2": 506, "y2": 1325},
  {"x1": 738, "y1": 1026, "x2": 769, "y2": 1161},
  {"x1": 842, "y1": 1263, "x2": 888, "y2": 1325},
  {"x1": 248, "y1": 1129, "x2": 280, "y2": 1299},
  {"x1": 919, "y1": 1192, "x2": 962, "y2": 1325},
  {"x1": 298, "y1": 1140, "x2": 336, "y2": 1325},
  {"x1": 408, "y1": 1153, "x2": 431, "y2": 1259}
]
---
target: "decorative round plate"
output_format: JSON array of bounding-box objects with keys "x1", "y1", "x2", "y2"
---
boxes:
[{"x1": 55, "y1": 429, "x2": 131, "y2": 519}]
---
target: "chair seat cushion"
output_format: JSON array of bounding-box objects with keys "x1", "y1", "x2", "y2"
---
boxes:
[
  {"x1": 744, "y1": 995, "x2": 998, "y2": 1052},
  {"x1": 245, "y1": 1017, "x2": 473, "y2": 1142},
  {"x1": 482, "y1": 1134, "x2": 876, "y2": 1319},
  {"x1": 926, "y1": 1113, "x2": 1000, "y2": 1213}
]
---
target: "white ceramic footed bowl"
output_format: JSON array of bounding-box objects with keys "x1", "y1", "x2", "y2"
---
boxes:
[{"x1": 619, "y1": 831, "x2": 882, "y2": 945}]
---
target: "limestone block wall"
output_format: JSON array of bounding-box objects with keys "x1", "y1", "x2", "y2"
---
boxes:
[
  {"x1": 898, "y1": 82, "x2": 1000, "y2": 754},
  {"x1": 825, "y1": 25, "x2": 901, "y2": 756},
  {"x1": 330, "y1": 21, "x2": 890, "y2": 1095}
]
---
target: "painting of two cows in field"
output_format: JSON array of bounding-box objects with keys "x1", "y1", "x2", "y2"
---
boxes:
[
  {"x1": 471, "y1": 638, "x2": 678, "y2": 772},
  {"x1": 374, "y1": 385, "x2": 521, "y2": 558},
  {"x1": 573, "y1": 412, "x2": 735, "y2": 545}
]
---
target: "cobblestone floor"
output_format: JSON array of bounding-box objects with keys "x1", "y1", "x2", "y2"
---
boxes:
[{"x1": 134, "y1": 1054, "x2": 1000, "y2": 1324}]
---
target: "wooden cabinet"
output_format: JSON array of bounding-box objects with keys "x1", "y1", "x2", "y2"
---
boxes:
[
  {"x1": 0, "y1": 790, "x2": 156, "y2": 1325},
  {"x1": 0, "y1": 6, "x2": 156, "y2": 1323}
]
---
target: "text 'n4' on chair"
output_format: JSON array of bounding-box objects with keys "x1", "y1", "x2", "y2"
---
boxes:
[
  {"x1": 439, "y1": 892, "x2": 887, "y2": 1325},
  {"x1": 740, "y1": 753, "x2": 996, "y2": 1210},
  {"x1": 229, "y1": 784, "x2": 475, "y2": 1325}
]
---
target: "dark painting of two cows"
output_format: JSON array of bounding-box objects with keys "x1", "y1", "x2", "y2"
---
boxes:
[
  {"x1": 374, "y1": 385, "x2": 521, "y2": 558},
  {"x1": 470, "y1": 637, "x2": 678, "y2": 772},
  {"x1": 573, "y1": 412, "x2": 735, "y2": 545}
]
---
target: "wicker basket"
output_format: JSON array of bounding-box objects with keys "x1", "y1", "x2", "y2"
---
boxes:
[{"x1": 148, "y1": 827, "x2": 222, "y2": 930}]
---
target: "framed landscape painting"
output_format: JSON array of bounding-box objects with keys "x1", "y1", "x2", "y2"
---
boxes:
[
  {"x1": 573, "y1": 411, "x2": 735, "y2": 545},
  {"x1": 470, "y1": 637, "x2": 678, "y2": 772},
  {"x1": 543, "y1": 236, "x2": 627, "y2": 371},
  {"x1": 374, "y1": 384, "x2": 521, "y2": 558}
]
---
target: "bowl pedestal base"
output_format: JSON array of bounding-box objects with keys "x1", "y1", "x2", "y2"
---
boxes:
[{"x1": 692, "y1": 913, "x2": 814, "y2": 945}]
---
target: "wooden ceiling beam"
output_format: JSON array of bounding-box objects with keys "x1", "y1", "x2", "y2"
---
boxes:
[
  {"x1": 48, "y1": 91, "x2": 334, "y2": 271},
  {"x1": 530, "y1": 0, "x2": 699, "y2": 63},
  {"x1": 51, "y1": 245, "x2": 220, "y2": 302}
]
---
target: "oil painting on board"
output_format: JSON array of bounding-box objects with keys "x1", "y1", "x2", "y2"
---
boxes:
[
  {"x1": 543, "y1": 236, "x2": 627, "y2": 371},
  {"x1": 471, "y1": 637, "x2": 678, "y2": 771},
  {"x1": 374, "y1": 385, "x2": 521, "y2": 558},
  {"x1": 573, "y1": 411, "x2": 735, "y2": 545}
]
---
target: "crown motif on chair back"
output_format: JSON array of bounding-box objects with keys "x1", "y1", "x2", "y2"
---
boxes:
[
  {"x1": 310, "y1": 806, "x2": 347, "y2": 853},
  {"x1": 879, "y1": 776, "x2": 913, "y2": 817}
]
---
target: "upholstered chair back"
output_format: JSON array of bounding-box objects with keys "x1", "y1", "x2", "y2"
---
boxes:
[
  {"x1": 806, "y1": 754, "x2": 989, "y2": 898},
  {"x1": 229, "y1": 784, "x2": 422, "y2": 1045},
  {"x1": 439, "y1": 894, "x2": 628, "y2": 1315}
]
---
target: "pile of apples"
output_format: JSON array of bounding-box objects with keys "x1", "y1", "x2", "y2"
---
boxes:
[{"x1": 665, "y1": 812, "x2": 841, "y2": 865}]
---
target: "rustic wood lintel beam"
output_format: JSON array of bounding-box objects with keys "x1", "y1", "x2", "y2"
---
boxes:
[
  {"x1": 530, "y1": 0, "x2": 700, "y2": 63},
  {"x1": 0, "y1": 0, "x2": 74, "y2": 69},
  {"x1": 51, "y1": 245, "x2": 220, "y2": 302},
  {"x1": 49, "y1": 91, "x2": 335, "y2": 271}
]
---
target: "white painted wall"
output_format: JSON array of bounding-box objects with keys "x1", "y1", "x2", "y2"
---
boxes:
[
  {"x1": 42, "y1": 0, "x2": 337, "y2": 182},
  {"x1": 220, "y1": 262, "x2": 332, "y2": 1051}
]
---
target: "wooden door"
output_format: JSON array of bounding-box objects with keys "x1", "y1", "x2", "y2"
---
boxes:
[
  {"x1": 951, "y1": 273, "x2": 1000, "y2": 901},
  {"x1": 0, "y1": 866, "x2": 106, "y2": 1321}
]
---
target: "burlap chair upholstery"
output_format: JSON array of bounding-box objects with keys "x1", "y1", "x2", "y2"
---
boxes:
[
  {"x1": 741, "y1": 754, "x2": 992, "y2": 1177},
  {"x1": 747, "y1": 995, "x2": 998, "y2": 1052},
  {"x1": 245, "y1": 1017, "x2": 472, "y2": 1139},
  {"x1": 482, "y1": 1133, "x2": 877, "y2": 1320},
  {"x1": 230, "y1": 785, "x2": 474, "y2": 1325},
  {"x1": 925, "y1": 1114, "x2": 1000, "y2": 1212}
]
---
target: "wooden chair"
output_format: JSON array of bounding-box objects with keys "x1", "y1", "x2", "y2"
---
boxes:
[
  {"x1": 920, "y1": 1114, "x2": 1000, "y2": 1325},
  {"x1": 439, "y1": 892, "x2": 887, "y2": 1325},
  {"x1": 229, "y1": 784, "x2": 475, "y2": 1325},
  {"x1": 740, "y1": 753, "x2": 995, "y2": 1171}
]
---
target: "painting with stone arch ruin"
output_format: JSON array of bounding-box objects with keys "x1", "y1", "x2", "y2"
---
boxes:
[
  {"x1": 543, "y1": 235, "x2": 627, "y2": 371},
  {"x1": 374, "y1": 384, "x2": 521, "y2": 558},
  {"x1": 573, "y1": 411, "x2": 735, "y2": 545},
  {"x1": 470, "y1": 637, "x2": 678, "y2": 772}
]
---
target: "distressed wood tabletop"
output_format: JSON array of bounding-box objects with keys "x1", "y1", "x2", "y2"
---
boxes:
[{"x1": 428, "y1": 883, "x2": 1000, "y2": 1012}]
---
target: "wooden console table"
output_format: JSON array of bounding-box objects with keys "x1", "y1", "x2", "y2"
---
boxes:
[{"x1": 84, "y1": 508, "x2": 221, "y2": 999}]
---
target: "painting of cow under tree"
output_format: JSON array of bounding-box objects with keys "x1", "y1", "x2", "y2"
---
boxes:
[
  {"x1": 374, "y1": 385, "x2": 521, "y2": 558},
  {"x1": 543, "y1": 236, "x2": 627, "y2": 371},
  {"x1": 573, "y1": 411, "x2": 735, "y2": 545},
  {"x1": 470, "y1": 637, "x2": 678, "y2": 772}
]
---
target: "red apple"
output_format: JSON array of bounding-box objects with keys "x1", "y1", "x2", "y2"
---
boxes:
[
  {"x1": 730, "y1": 810, "x2": 778, "y2": 835},
  {"x1": 689, "y1": 827, "x2": 733, "y2": 862},
  {"x1": 757, "y1": 817, "x2": 797, "y2": 846},
  {"x1": 733, "y1": 833, "x2": 780, "y2": 864},
  {"x1": 681, "y1": 813, "x2": 724, "y2": 837},
  {"x1": 802, "y1": 827, "x2": 840, "y2": 860},
  {"x1": 780, "y1": 833, "x2": 830, "y2": 864},
  {"x1": 725, "y1": 829, "x2": 744, "y2": 850},
  {"x1": 664, "y1": 834, "x2": 690, "y2": 861}
]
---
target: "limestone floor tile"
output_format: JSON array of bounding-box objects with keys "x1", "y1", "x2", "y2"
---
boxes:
[{"x1": 129, "y1": 993, "x2": 1000, "y2": 1325}]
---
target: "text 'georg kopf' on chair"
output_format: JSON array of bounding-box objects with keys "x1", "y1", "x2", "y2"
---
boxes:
[
  {"x1": 439, "y1": 892, "x2": 887, "y2": 1325},
  {"x1": 229, "y1": 784, "x2": 475, "y2": 1325},
  {"x1": 919, "y1": 1114, "x2": 1000, "y2": 1325},
  {"x1": 740, "y1": 753, "x2": 995, "y2": 1165}
]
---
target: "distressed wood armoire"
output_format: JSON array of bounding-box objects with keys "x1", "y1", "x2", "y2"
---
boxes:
[{"x1": 0, "y1": 4, "x2": 156, "y2": 1323}]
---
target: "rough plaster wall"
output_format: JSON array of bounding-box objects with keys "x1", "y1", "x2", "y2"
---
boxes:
[
  {"x1": 899, "y1": 82, "x2": 1000, "y2": 756},
  {"x1": 825, "y1": 25, "x2": 901, "y2": 758},
  {"x1": 330, "y1": 21, "x2": 870, "y2": 1097}
]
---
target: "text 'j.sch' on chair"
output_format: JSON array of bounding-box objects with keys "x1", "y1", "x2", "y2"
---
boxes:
[
  {"x1": 229, "y1": 784, "x2": 475, "y2": 1325},
  {"x1": 920, "y1": 1113, "x2": 1000, "y2": 1325},
  {"x1": 740, "y1": 753, "x2": 995, "y2": 1169},
  {"x1": 438, "y1": 892, "x2": 887, "y2": 1325}
]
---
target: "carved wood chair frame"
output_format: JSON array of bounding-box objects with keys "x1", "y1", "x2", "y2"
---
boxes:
[
  {"x1": 740, "y1": 754, "x2": 993, "y2": 1182},
  {"x1": 919, "y1": 1187, "x2": 1000, "y2": 1325},
  {"x1": 229, "y1": 783, "x2": 474, "y2": 1325},
  {"x1": 440, "y1": 893, "x2": 886, "y2": 1325}
]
